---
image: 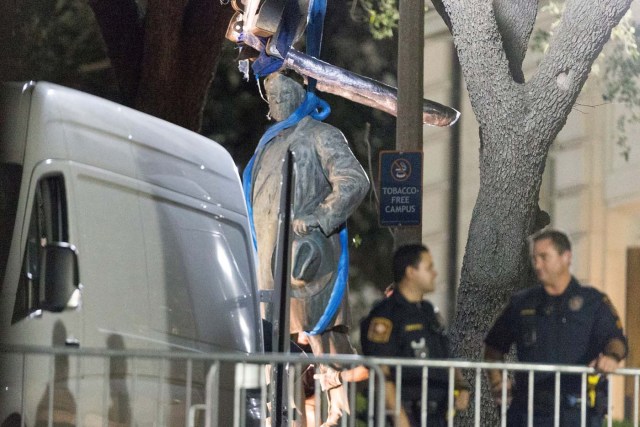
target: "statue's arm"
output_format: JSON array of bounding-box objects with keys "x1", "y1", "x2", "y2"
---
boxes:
[{"x1": 312, "y1": 127, "x2": 370, "y2": 235}]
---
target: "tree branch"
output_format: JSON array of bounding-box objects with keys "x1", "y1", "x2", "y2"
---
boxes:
[
  {"x1": 492, "y1": 0, "x2": 538, "y2": 84},
  {"x1": 88, "y1": 0, "x2": 144, "y2": 105},
  {"x1": 528, "y1": 0, "x2": 633, "y2": 146},
  {"x1": 441, "y1": 0, "x2": 520, "y2": 128}
]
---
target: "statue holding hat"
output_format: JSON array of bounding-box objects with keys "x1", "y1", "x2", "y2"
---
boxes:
[{"x1": 248, "y1": 72, "x2": 369, "y2": 426}]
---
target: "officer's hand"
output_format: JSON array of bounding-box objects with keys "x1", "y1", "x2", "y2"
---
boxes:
[
  {"x1": 490, "y1": 379, "x2": 512, "y2": 407},
  {"x1": 589, "y1": 353, "x2": 620, "y2": 373},
  {"x1": 455, "y1": 389, "x2": 470, "y2": 411},
  {"x1": 292, "y1": 215, "x2": 320, "y2": 235}
]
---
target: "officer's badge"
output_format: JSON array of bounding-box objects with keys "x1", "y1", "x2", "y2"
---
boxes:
[
  {"x1": 367, "y1": 317, "x2": 392, "y2": 343},
  {"x1": 410, "y1": 338, "x2": 428, "y2": 358},
  {"x1": 569, "y1": 295, "x2": 584, "y2": 312},
  {"x1": 523, "y1": 328, "x2": 537, "y2": 347}
]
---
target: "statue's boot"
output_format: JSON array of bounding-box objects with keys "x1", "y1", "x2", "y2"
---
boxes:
[{"x1": 320, "y1": 385, "x2": 350, "y2": 427}]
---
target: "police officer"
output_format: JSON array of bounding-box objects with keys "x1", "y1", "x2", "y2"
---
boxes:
[
  {"x1": 484, "y1": 229, "x2": 627, "y2": 426},
  {"x1": 361, "y1": 244, "x2": 470, "y2": 427}
]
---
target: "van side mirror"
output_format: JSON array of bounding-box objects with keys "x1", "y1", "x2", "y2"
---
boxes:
[{"x1": 39, "y1": 243, "x2": 81, "y2": 312}]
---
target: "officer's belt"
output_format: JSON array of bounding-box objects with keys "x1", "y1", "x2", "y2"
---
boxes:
[
  {"x1": 402, "y1": 399, "x2": 444, "y2": 415},
  {"x1": 514, "y1": 390, "x2": 589, "y2": 411}
]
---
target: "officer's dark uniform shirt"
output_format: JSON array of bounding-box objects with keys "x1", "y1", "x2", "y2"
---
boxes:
[
  {"x1": 484, "y1": 276, "x2": 627, "y2": 407},
  {"x1": 361, "y1": 291, "x2": 451, "y2": 403}
]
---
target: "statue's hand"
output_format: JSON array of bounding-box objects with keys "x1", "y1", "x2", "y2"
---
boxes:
[
  {"x1": 313, "y1": 368, "x2": 342, "y2": 391},
  {"x1": 292, "y1": 214, "x2": 319, "y2": 235}
]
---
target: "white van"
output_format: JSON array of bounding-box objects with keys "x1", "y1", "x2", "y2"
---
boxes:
[{"x1": 0, "y1": 81, "x2": 264, "y2": 426}]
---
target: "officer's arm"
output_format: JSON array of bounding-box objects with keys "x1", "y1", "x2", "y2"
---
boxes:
[
  {"x1": 483, "y1": 344, "x2": 506, "y2": 386},
  {"x1": 483, "y1": 344, "x2": 514, "y2": 406},
  {"x1": 603, "y1": 338, "x2": 627, "y2": 362},
  {"x1": 590, "y1": 294, "x2": 628, "y2": 372},
  {"x1": 381, "y1": 366, "x2": 412, "y2": 427},
  {"x1": 453, "y1": 368, "x2": 471, "y2": 410},
  {"x1": 590, "y1": 338, "x2": 627, "y2": 373},
  {"x1": 483, "y1": 299, "x2": 517, "y2": 406},
  {"x1": 483, "y1": 300, "x2": 515, "y2": 383}
]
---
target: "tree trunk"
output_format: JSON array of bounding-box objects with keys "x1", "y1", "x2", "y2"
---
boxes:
[
  {"x1": 432, "y1": 0, "x2": 633, "y2": 422},
  {"x1": 89, "y1": 0, "x2": 234, "y2": 132},
  {"x1": 452, "y1": 128, "x2": 550, "y2": 421}
]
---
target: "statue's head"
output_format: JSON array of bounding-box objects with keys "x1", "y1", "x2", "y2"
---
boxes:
[{"x1": 264, "y1": 72, "x2": 305, "y2": 121}]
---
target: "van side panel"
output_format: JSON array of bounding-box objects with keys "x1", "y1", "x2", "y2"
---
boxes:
[
  {"x1": 70, "y1": 163, "x2": 149, "y2": 346},
  {"x1": 1, "y1": 82, "x2": 262, "y2": 426},
  {"x1": 138, "y1": 187, "x2": 260, "y2": 353}
]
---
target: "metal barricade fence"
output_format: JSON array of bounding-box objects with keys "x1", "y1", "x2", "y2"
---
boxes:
[
  {"x1": 1, "y1": 345, "x2": 639, "y2": 427},
  {"x1": 365, "y1": 358, "x2": 640, "y2": 427},
  {"x1": 0, "y1": 345, "x2": 388, "y2": 427}
]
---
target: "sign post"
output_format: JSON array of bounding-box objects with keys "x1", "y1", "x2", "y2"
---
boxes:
[
  {"x1": 379, "y1": 151, "x2": 423, "y2": 227},
  {"x1": 394, "y1": 0, "x2": 424, "y2": 246}
]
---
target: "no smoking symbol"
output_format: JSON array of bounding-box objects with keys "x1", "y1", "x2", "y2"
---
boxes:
[{"x1": 391, "y1": 158, "x2": 412, "y2": 181}]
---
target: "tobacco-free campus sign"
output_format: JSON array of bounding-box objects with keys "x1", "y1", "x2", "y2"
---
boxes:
[{"x1": 379, "y1": 151, "x2": 422, "y2": 226}]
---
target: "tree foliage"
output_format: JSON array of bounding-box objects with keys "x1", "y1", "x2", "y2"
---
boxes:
[
  {"x1": 0, "y1": 0, "x2": 116, "y2": 97},
  {"x1": 602, "y1": 16, "x2": 640, "y2": 160},
  {"x1": 350, "y1": 0, "x2": 400, "y2": 40}
]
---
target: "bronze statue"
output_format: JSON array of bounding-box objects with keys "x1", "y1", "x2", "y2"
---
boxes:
[{"x1": 249, "y1": 72, "x2": 369, "y2": 426}]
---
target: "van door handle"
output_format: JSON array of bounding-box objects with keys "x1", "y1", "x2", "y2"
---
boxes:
[{"x1": 65, "y1": 337, "x2": 80, "y2": 347}]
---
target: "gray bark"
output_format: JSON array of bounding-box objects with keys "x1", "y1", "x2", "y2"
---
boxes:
[
  {"x1": 493, "y1": 0, "x2": 538, "y2": 83},
  {"x1": 434, "y1": 0, "x2": 633, "y2": 422},
  {"x1": 430, "y1": 0, "x2": 538, "y2": 82}
]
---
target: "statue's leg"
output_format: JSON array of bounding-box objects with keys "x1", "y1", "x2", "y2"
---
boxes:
[{"x1": 307, "y1": 327, "x2": 356, "y2": 426}]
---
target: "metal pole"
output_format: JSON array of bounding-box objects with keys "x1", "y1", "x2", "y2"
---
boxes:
[
  {"x1": 272, "y1": 150, "x2": 294, "y2": 425},
  {"x1": 447, "y1": 46, "x2": 462, "y2": 324},
  {"x1": 394, "y1": 0, "x2": 424, "y2": 247}
]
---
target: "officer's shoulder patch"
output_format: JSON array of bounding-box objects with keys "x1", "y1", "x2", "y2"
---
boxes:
[{"x1": 367, "y1": 317, "x2": 393, "y2": 343}]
